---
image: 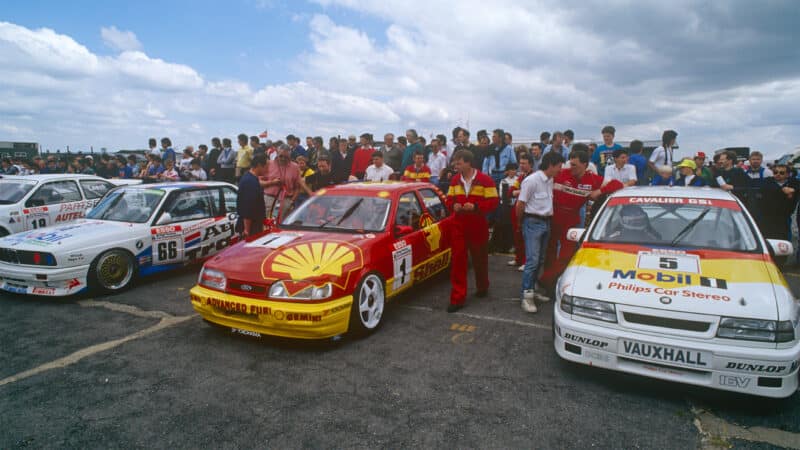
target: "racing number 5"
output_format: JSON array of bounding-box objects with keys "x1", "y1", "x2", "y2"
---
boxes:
[
  {"x1": 659, "y1": 256, "x2": 678, "y2": 270},
  {"x1": 157, "y1": 241, "x2": 178, "y2": 261}
]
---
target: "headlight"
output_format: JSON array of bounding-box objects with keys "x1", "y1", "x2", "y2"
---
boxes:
[
  {"x1": 717, "y1": 317, "x2": 795, "y2": 343},
  {"x1": 198, "y1": 267, "x2": 226, "y2": 291},
  {"x1": 560, "y1": 294, "x2": 617, "y2": 323},
  {"x1": 269, "y1": 281, "x2": 332, "y2": 300}
]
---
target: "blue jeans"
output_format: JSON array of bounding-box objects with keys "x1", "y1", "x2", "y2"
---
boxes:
[{"x1": 521, "y1": 216, "x2": 550, "y2": 293}]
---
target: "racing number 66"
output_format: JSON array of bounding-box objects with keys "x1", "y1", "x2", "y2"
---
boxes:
[{"x1": 158, "y1": 241, "x2": 178, "y2": 260}]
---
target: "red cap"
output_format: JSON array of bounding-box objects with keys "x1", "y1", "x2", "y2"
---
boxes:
[{"x1": 695, "y1": 151, "x2": 706, "y2": 159}]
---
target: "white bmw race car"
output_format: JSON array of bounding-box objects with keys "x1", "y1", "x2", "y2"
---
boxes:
[
  {"x1": 0, "y1": 174, "x2": 141, "y2": 237},
  {"x1": 0, "y1": 182, "x2": 239, "y2": 296},
  {"x1": 554, "y1": 186, "x2": 800, "y2": 398}
]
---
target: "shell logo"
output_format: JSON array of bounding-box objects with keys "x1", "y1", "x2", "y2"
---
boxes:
[
  {"x1": 263, "y1": 241, "x2": 364, "y2": 286},
  {"x1": 423, "y1": 223, "x2": 441, "y2": 251}
]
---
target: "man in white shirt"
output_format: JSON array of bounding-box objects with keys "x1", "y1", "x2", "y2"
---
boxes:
[
  {"x1": 604, "y1": 149, "x2": 637, "y2": 187},
  {"x1": 516, "y1": 151, "x2": 565, "y2": 313},
  {"x1": 648, "y1": 129, "x2": 678, "y2": 173},
  {"x1": 364, "y1": 151, "x2": 394, "y2": 182},
  {"x1": 427, "y1": 137, "x2": 448, "y2": 186}
]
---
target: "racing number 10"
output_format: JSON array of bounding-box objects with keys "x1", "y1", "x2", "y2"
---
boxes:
[{"x1": 158, "y1": 241, "x2": 178, "y2": 260}]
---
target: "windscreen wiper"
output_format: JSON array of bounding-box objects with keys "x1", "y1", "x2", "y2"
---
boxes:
[{"x1": 670, "y1": 208, "x2": 710, "y2": 247}]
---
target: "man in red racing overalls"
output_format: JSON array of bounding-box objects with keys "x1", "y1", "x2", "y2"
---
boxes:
[
  {"x1": 445, "y1": 149, "x2": 500, "y2": 312},
  {"x1": 539, "y1": 144, "x2": 623, "y2": 293}
]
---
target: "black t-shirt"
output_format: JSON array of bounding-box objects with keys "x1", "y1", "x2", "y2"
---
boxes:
[
  {"x1": 306, "y1": 170, "x2": 336, "y2": 191},
  {"x1": 237, "y1": 172, "x2": 266, "y2": 222}
]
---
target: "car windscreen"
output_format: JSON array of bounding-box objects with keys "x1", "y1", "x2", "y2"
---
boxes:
[
  {"x1": 282, "y1": 195, "x2": 390, "y2": 232},
  {"x1": 87, "y1": 188, "x2": 165, "y2": 223},
  {"x1": 589, "y1": 197, "x2": 759, "y2": 252},
  {"x1": 0, "y1": 180, "x2": 37, "y2": 204}
]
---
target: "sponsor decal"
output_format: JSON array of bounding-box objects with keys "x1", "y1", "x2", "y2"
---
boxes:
[
  {"x1": 724, "y1": 362, "x2": 788, "y2": 374},
  {"x1": 54, "y1": 211, "x2": 85, "y2": 223},
  {"x1": 719, "y1": 374, "x2": 751, "y2": 389},
  {"x1": 135, "y1": 240, "x2": 144, "y2": 250},
  {"x1": 413, "y1": 251, "x2": 450, "y2": 283},
  {"x1": 2, "y1": 284, "x2": 27, "y2": 294},
  {"x1": 563, "y1": 331, "x2": 609, "y2": 349},
  {"x1": 423, "y1": 223, "x2": 442, "y2": 251},
  {"x1": 262, "y1": 241, "x2": 364, "y2": 292},
  {"x1": 608, "y1": 196, "x2": 741, "y2": 210},
  {"x1": 637, "y1": 252, "x2": 700, "y2": 274},
  {"x1": 66, "y1": 253, "x2": 85, "y2": 263},
  {"x1": 607, "y1": 281, "x2": 731, "y2": 301},
  {"x1": 185, "y1": 236, "x2": 233, "y2": 260},
  {"x1": 621, "y1": 340, "x2": 708, "y2": 367},
  {"x1": 392, "y1": 240, "x2": 408, "y2": 250},
  {"x1": 23, "y1": 206, "x2": 49, "y2": 215},
  {"x1": 246, "y1": 232, "x2": 300, "y2": 249},
  {"x1": 58, "y1": 199, "x2": 99, "y2": 213},
  {"x1": 612, "y1": 269, "x2": 728, "y2": 290},
  {"x1": 67, "y1": 278, "x2": 81, "y2": 290},
  {"x1": 567, "y1": 229, "x2": 581, "y2": 241},
  {"x1": 285, "y1": 312, "x2": 322, "y2": 322},
  {"x1": 231, "y1": 328, "x2": 261, "y2": 338},
  {"x1": 392, "y1": 245, "x2": 413, "y2": 291},
  {"x1": 323, "y1": 303, "x2": 350, "y2": 316},
  {"x1": 32, "y1": 287, "x2": 56, "y2": 295},
  {"x1": 659, "y1": 296, "x2": 672, "y2": 304}
]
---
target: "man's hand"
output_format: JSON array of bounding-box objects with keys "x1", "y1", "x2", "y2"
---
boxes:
[
  {"x1": 720, "y1": 183, "x2": 734, "y2": 191},
  {"x1": 782, "y1": 186, "x2": 795, "y2": 197},
  {"x1": 589, "y1": 189, "x2": 602, "y2": 200},
  {"x1": 462, "y1": 202, "x2": 475, "y2": 212},
  {"x1": 453, "y1": 203, "x2": 463, "y2": 212}
]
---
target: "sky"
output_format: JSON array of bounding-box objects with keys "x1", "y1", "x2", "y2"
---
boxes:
[{"x1": 1, "y1": 0, "x2": 799, "y2": 160}]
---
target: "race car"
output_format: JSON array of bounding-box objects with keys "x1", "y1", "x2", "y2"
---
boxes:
[
  {"x1": 0, "y1": 174, "x2": 141, "y2": 236},
  {"x1": 553, "y1": 186, "x2": 800, "y2": 398},
  {"x1": 190, "y1": 182, "x2": 452, "y2": 339},
  {"x1": 0, "y1": 182, "x2": 239, "y2": 296}
]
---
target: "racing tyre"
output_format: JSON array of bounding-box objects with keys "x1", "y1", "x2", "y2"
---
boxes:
[
  {"x1": 89, "y1": 249, "x2": 136, "y2": 294},
  {"x1": 0, "y1": 227, "x2": 9, "y2": 237},
  {"x1": 349, "y1": 272, "x2": 385, "y2": 336}
]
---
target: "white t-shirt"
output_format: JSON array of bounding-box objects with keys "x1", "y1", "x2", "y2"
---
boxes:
[
  {"x1": 518, "y1": 170, "x2": 553, "y2": 216},
  {"x1": 649, "y1": 146, "x2": 674, "y2": 167},
  {"x1": 364, "y1": 164, "x2": 394, "y2": 182},
  {"x1": 604, "y1": 164, "x2": 637, "y2": 184},
  {"x1": 179, "y1": 157, "x2": 193, "y2": 171},
  {"x1": 189, "y1": 168, "x2": 207, "y2": 181},
  {"x1": 427, "y1": 151, "x2": 447, "y2": 178},
  {"x1": 746, "y1": 166, "x2": 773, "y2": 179}
]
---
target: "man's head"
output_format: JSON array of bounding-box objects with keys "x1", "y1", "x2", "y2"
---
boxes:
[
  {"x1": 161, "y1": 137, "x2": 172, "y2": 149},
  {"x1": 629, "y1": 140, "x2": 644, "y2": 155},
  {"x1": 431, "y1": 137, "x2": 441, "y2": 152},
  {"x1": 250, "y1": 154, "x2": 268, "y2": 176},
  {"x1": 612, "y1": 148, "x2": 629, "y2": 167},
  {"x1": 223, "y1": 138, "x2": 232, "y2": 148},
  {"x1": 517, "y1": 154, "x2": 532, "y2": 174},
  {"x1": 338, "y1": 139, "x2": 348, "y2": 152},
  {"x1": 720, "y1": 150, "x2": 737, "y2": 169},
  {"x1": 405, "y1": 129, "x2": 418, "y2": 144},
  {"x1": 413, "y1": 151, "x2": 425, "y2": 167},
  {"x1": 190, "y1": 158, "x2": 202, "y2": 170},
  {"x1": 347, "y1": 135, "x2": 357, "y2": 146},
  {"x1": 539, "y1": 131, "x2": 551, "y2": 146},
  {"x1": 551, "y1": 131, "x2": 564, "y2": 147},
  {"x1": 564, "y1": 129, "x2": 574, "y2": 145},
  {"x1": 456, "y1": 128, "x2": 470, "y2": 145},
  {"x1": 504, "y1": 132, "x2": 513, "y2": 146},
  {"x1": 620, "y1": 205, "x2": 650, "y2": 231},
  {"x1": 749, "y1": 151, "x2": 764, "y2": 170},
  {"x1": 127, "y1": 155, "x2": 137, "y2": 165},
  {"x1": 397, "y1": 136, "x2": 407, "y2": 148},
  {"x1": 452, "y1": 149, "x2": 475, "y2": 174},
  {"x1": 360, "y1": 133, "x2": 372, "y2": 147},
  {"x1": 313, "y1": 136, "x2": 323, "y2": 150},
  {"x1": 601, "y1": 125, "x2": 615, "y2": 146},
  {"x1": 197, "y1": 144, "x2": 207, "y2": 155},
  {"x1": 437, "y1": 134, "x2": 447, "y2": 147},
  {"x1": 212, "y1": 137, "x2": 221, "y2": 148},
  {"x1": 694, "y1": 151, "x2": 706, "y2": 167},
  {"x1": 148, "y1": 138, "x2": 157, "y2": 149},
  {"x1": 530, "y1": 143, "x2": 542, "y2": 158},
  {"x1": 504, "y1": 162, "x2": 517, "y2": 178},
  {"x1": 568, "y1": 144, "x2": 590, "y2": 177},
  {"x1": 296, "y1": 155, "x2": 308, "y2": 171},
  {"x1": 676, "y1": 159, "x2": 696, "y2": 177},
  {"x1": 237, "y1": 134, "x2": 248, "y2": 147},
  {"x1": 491, "y1": 129, "x2": 504, "y2": 146},
  {"x1": 371, "y1": 151, "x2": 384, "y2": 167},
  {"x1": 773, "y1": 164, "x2": 789, "y2": 182},
  {"x1": 317, "y1": 155, "x2": 331, "y2": 174},
  {"x1": 277, "y1": 144, "x2": 291, "y2": 164},
  {"x1": 540, "y1": 151, "x2": 566, "y2": 178},
  {"x1": 662, "y1": 129, "x2": 678, "y2": 148},
  {"x1": 306, "y1": 136, "x2": 314, "y2": 149},
  {"x1": 249, "y1": 136, "x2": 260, "y2": 148},
  {"x1": 384, "y1": 133, "x2": 395, "y2": 146}
]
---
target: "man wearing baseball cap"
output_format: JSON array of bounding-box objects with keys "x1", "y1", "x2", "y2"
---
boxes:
[
  {"x1": 694, "y1": 152, "x2": 713, "y2": 185},
  {"x1": 675, "y1": 159, "x2": 706, "y2": 186}
]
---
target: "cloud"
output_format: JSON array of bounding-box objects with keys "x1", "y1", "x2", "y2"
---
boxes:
[{"x1": 100, "y1": 26, "x2": 142, "y2": 52}]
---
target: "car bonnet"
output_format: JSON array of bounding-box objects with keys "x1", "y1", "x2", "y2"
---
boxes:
[{"x1": 0, "y1": 219, "x2": 139, "y2": 255}]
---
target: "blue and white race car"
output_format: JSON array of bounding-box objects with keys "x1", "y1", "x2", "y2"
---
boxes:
[{"x1": 0, "y1": 182, "x2": 239, "y2": 296}]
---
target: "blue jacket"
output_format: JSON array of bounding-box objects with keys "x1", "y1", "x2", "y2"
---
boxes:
[{"x1": 482, "y1": 144, "x2": 516, "y2": 174}]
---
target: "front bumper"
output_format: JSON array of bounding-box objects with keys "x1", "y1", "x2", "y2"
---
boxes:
[
  {"x1": 190, "y1": 285, "x2": 353, "y2": 339},
  {"x1": 0, "y1": 261, "x2": 89, "y2": 296},
  {"x1": 553, "y1": 307, "x2": 800, "y2": 398}
]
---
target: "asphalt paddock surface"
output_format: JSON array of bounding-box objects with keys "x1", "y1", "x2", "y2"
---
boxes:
[{"x1": 1, "y1": 257, "x2": 799, "y2": 449}]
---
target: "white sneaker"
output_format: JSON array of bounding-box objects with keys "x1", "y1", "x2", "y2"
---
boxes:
[
  {"x1": 521, "y1": 298, "x2": 538, "y2": 313},
  {"x1": 534, "y1": 291, "x2": 550, "y2": 303},
  {"x1": 517, "y1": 264, "x2": 525, "y2": 272},
  {"x1": 507, "y1": 259, "x2": 517, "y2": 266},
  {"x1": 522, "y1": 289, "x2": 534, "y2": 300}
]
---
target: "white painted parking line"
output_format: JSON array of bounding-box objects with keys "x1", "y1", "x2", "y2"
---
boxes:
[
  {"x1": 78, "y1": 299, "x2": 176, "y2": 319},
  {"x1": 693, "y1": 407, "x2": 800, "y2": 449},
  {"x1": 0, "y1": 315, "x2": 195, "y2": 388},
  {"x1": 401, "y1": 305, "x2": 551, "y2": 331}
]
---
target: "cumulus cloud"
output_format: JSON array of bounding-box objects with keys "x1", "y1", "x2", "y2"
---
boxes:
[{"x1": 100, "y1": 26, "x2": 142, "y2": 52}]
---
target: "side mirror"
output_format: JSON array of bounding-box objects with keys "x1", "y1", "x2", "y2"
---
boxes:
[
  {"x1": 766, "y1": 239, "x2": 793, "y2": 257},
  {"x1": 394, "y1": 225, "x2": 413, "y2": 236},
  {"x1": 566, "y1": 228, "x2": 585, "y2": 242},
  {"x1": 156, "y1": 212, "x2": 172, "y2": 225}
]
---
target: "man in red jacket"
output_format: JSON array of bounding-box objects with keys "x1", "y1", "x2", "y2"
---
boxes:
[
  {"x1": 539, "y1": 144, "x2": 623, "y2": 292},
  {"x1": 445, "y1": 150, "x2": 500, "y2": 312},
  {"x1": 402, "y1": 150, "x2": 432, "y2": 182}
]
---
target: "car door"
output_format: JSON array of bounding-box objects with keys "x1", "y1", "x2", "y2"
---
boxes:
[
  {"x1": 23, "y1": 179, "x2": 83, "y2": 230},
  {"x1": 413, "y1": 187, "x2": 452, "y2": 283},
  {"x1": 188, "y1": 186, "x2": 240, "y2": 261},
  {"x1": 389, "y1": 191, "x2": 427, "y2": 295},
  {"x1": 150, "y1": 189, "x2": 217, "y2": 266}
]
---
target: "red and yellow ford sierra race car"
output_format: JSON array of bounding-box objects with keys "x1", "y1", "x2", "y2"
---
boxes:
[{"x1": 190, "y1": 182, "x2": 452, "y2": 339}]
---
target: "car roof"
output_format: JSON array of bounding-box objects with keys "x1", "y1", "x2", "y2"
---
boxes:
[
  {"x1": 322, "y1": 181, "x2": 437, "y2": 196},
  {"x1": 113, "y1": 181, "x2": 236, "y2": 192},
  {"x1": 608, "y1": 186, "x2": 739, "y2": 201},
  {"x1": 0, "y1": 174, "x2": 106, "y2": 183}
]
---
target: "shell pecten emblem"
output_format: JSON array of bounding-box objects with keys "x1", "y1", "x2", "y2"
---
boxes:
[{"x1": 263, "y1": 241, "x2": 365, "y2": 287}]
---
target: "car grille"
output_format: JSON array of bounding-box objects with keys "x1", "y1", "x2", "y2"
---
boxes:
[
  {"x1": 0, "y1": 248, "x2": 20, "y2": 264},
  {"x1": 623, "y1": 312, "x2": 710, "y2": 332},
  {"x1": 0, "y1": 248, "x2": 57, "y2": 266},
  {"x1": 227, "y1": 279, "x2": 267, "y2": 296}
]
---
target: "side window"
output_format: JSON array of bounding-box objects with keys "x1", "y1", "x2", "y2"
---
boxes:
[
  {"x1": 80, "y1": 180, "x2": 114, "y2": 200},
  {"x1": 161, "y1": 190, "x2": 215, "y2": 223},
  {"x1": 396, "y1": 192, "x2": 423, "y2": 230},
  {"x1": 419, "y1": 188, "x2": 448, "y2": 222},
  {"x1": 223, "y1": 187, "x2": 238, "y2": 214},
  {"x1": 27, "y1": 180, "x2": 82, "y2": 206}
]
